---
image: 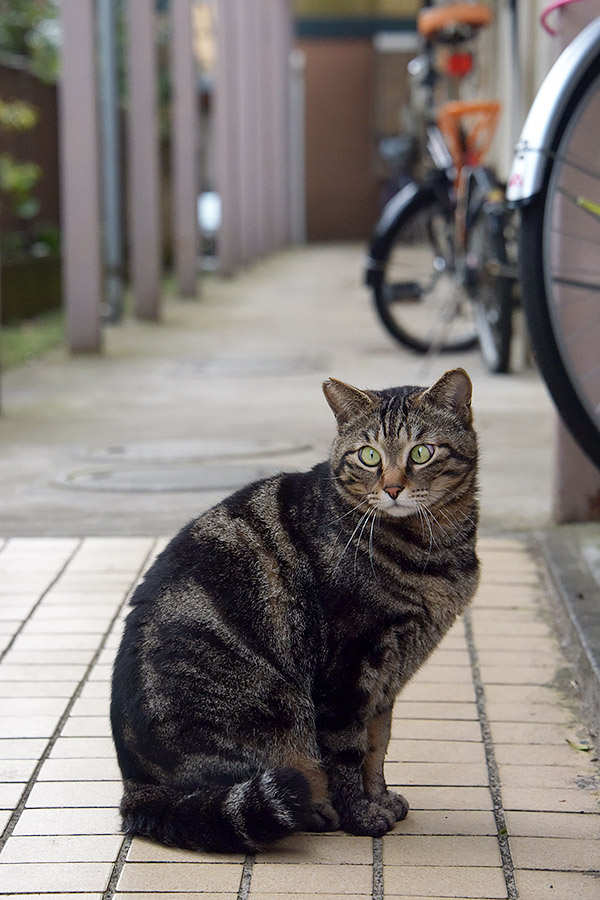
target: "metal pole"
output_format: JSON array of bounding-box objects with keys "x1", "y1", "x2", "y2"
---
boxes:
[
  {"x1": 171, "y1": 0, "x2": 199, "y2": 296},
  {"x1": 98, "y1": 0, "x2": 124, "y2": 322},
  {"x1": 59, "y1": 0, "x2": 103, "y2": 352},
  {"x1": 127, "y1": 0, "x2": 161, "y2": 320}
]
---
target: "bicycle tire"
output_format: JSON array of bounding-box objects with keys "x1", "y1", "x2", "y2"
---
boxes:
[
  {"x1": 467, "y1": 204, "x2": 513, "y2": 373},
  {"x1": 373, "y1": 190, "x2": 479, "y2": 355},
  {"x1": 519, "y1": 50, "x2": 600, "y2": 470}
]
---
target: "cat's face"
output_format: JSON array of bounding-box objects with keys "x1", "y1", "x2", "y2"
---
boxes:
[{"x1": 323, "y1": 369, "x2": 477, "y2": 520}]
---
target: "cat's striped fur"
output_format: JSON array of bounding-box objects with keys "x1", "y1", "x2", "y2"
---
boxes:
[{"x1": 110, "y1": 368, "x2": 479, "y2": 852}]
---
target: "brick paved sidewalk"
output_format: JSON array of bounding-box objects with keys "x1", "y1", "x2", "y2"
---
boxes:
[{"x1": 0, "y1": 535, "x2": 598, "y2": 899}]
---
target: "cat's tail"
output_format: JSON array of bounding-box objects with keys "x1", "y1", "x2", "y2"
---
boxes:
[{"x1": 120, "y1": 767, "x2": 312, "y2": 853}]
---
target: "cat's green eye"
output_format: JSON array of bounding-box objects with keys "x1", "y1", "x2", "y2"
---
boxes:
[
  {"x1": 358, "y1": 446, "x2": 381, "y2": 467},
  {"x1": 410, "y1": 444, "x2": 434, "y2": 464}
]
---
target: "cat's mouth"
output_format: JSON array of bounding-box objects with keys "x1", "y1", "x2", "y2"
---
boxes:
[{"x1": 372, "y1": 495, "x2": 421, "y2": 519}]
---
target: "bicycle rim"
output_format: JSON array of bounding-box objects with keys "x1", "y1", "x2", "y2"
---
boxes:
[
  {"x1": 373, "y1": 197, "x2": 478, "y2": 354},
  {"x1": 523, "y1": 62, "x2": 600, "y2": 469}
]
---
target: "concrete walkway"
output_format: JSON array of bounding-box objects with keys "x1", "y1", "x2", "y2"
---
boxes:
[{"x1": 0, "y1": 244, "x2": 598, "y2": 898}]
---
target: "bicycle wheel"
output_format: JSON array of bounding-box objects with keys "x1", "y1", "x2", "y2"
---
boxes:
[
  {"x1": 466, "y1": 203, "x2": 513, "y2": 373},
  {"x1": 373, "y1": 192, "x2": 479, "y2": 354},
  {"x1": 520, "y1": 52, "x2": 600, "y2": 469}
]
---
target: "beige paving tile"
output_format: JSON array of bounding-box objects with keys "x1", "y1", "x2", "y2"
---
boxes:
[
  {"x1": 499, "y1": 764, "x2": 598, "y2": 790},
  {"x1": 87, "y1": 665, "x2": 113, "y2": 682},
  {"x1": 0, "y1": 717, "x2": 60, "y2": 739},
  {"x1": 0, "y1": 808, "x2": 11, "y2": 834},
  {"x1": 37, "y1": 757, "x2": 121, "y2": 781},
  {"x1": 117, "y1": 861, "x2": 245, "y2": 893},
  {"x1": 31, "y1": 603, "x2": 120, "y2": 620},
  {"x1": 68, "y1": 697, "x2": 110, "y2": 717},
  {"x1": 13, "y1": 632, "x2": 102, "y2": 650},
  {"x1": 0, "y1": 739, "x2": 48, "y2": 759},
  {"x1": 393, "y1": 703, "x2": 478, "y2": 721},
  {"x1": 0, "y1": 681, "x2": 78, "y2": 698},
  {"x1": 0, "y1": 758, "x2": 37, "y2": 781},
  {"x1": 386, "y1": 740, "x2": 485, "y2": 764},
  {"x1": 495, "y1": 743, "x2": 597, "y2": 766},
  {"x1": 391, "y1": 720, "x2": 482, "y2": 742},
  {"x1": 485, "y1": 703, "x2": 572, "y2": 724},
  {"x1": 258, "y1": 834, "x2": 372, "y2": 864},
  {"x1": 401, "y1": 683, "x2": 476, "y2": 703},
  {"x1": 477, "y1": 651, "x2": 563, "y2": 669},
  {"x1": 0, "y1": 698, "x2": 68, "y2": 718},
  {"x1": 2, "y1": 649, "x2": 96, "y2": 666},
  {"x1": 0, "y1": 665, "x2": 88, "y2": 682},
  {"x1": 49, "y1": 737, "x2": 116, "y2": 759},
  {"x1": 383, "y1": 864, "x2": 507, "y2": 898},
  {"x1": 472, "y1": 621, "x2": 550, "y2": 638},
  {"x1": 502, "y1": 787, "x2": 600, "y2": 814},
  {"x1": 411, "y1": 664, "x2": 473, "y2": 683},
  {"x1": 22, "y1": 619, "x2": 111, "y2": 635},
  {"x1": 127, "y1": 836, "x2": 244, "y2": 864},
  {"x1": 474, "y1": 585, "x2": 538, "y2": 605},
  {"x1": 79, "y1": 682, "x2": 111, "y2": 699},
  {"x1": 510, "y1": 835, "x2": 600, "y2": 870},
  {"x1": 479, "y1": 666, "x2": 558, "y2": 685},
  {"x1": 483, "y1": 684, "x2": 572, "y2": 704},
  {"x1": 505, "y1": 810, "x2": 600, "y2": 839},
  {"x1": 475, "y1": 635, "x2": 558, "y2": 652},
  {"x1": 385, "y1": 762, "x2": 489, "y2": 787},
  {"x1": 250, "y1": 862, "x2": 373, "y2": 894},
  {"x1": 0, "y1": 894, "x2": 102, "y2": 900},
  {"x1": 420, "y1": 649, "x2": 471, "y2": 666},
  {"x1": 402, "y1": 787, "x2": 493, "y2": 811},
  {"x1": 13, "y1": 807, "x2": 121, "y2": 835},
  {"x1": 0, "y1": 834, "x2": 124, "y2": 862},
  {"x1": 117, "y1": 895, "x2": 238, "y2": 900},
  {"x1": 383, "y1": 834, "x2": 502, "y2": 868},
  {"x1": 60, "y1": 716, "x2": 112, "y2": 737},
  {"x1": 0, "y1": 862, "x2": 113, "y2": 893},
  {"x1": 391, "y1": 809, "x2": 497, "y2": 835},
  {"x1": 514, "y1": 870, "x2": 600, "y2": 900},
  {"x1": 0, "y1": 781, "x2": 26, "y2": 808},
  {"x1": 26, "y1": 780, "x2": 122, "y2": 808},
  {"x1": 247, "y1": 895, "x2": 369, "y2": 900},
  {"x1": 489, "y1": 722, "x2": 578, "y2": 745}
]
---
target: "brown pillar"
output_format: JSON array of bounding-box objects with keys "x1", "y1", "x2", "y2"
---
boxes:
[
  {"x1": 127, "y1": 0, "x2": 161, "y2": 319},
  {"x1": 59, "y1": 0, "x2": 103, "y2": 352},
  {"x1": 171, "y1": 0, "x2": 198, "y2": 297}
]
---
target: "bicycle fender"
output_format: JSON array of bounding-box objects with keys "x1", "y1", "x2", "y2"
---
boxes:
[
  {"x1": 364, "y1": 181, "x2": 434, "y2": 286},
  {"x1": 506, "y1": 15, "x2": 600, "y2": 206}
]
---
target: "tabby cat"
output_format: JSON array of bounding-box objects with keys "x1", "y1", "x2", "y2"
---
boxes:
[{"x1": 110, "y1": 367, "x2": 479, "y2": 853}]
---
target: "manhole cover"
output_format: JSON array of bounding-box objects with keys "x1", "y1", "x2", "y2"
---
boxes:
[
  {"x1": 80, "y1": 438, "x2": 312, "y2": 463},
  {"x1": 176, "y1": 355, "x2": 327, "y2": 378},
  {"x1": 56, "y1": 464, "x2": 282, "y2": 493}
]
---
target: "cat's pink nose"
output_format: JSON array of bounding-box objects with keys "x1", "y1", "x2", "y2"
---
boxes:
[{"x1": 384, "y1": 486, "x2": 403, "y2": 500}]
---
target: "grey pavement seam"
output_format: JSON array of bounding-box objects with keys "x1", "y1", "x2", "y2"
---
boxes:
[
  {"x1": 464, "y1": 608, "x2": 519, "y2": 900},
  {"x1": 0, "y1": 539, "x2": 82, "y2": 666},
  {"x1": 0, "y1": 540, "x2": 157, "y2": 867},
  {"x1": 237, "y1": 853, "x2": 255, "y2": 900},
  {"x1": 372, "y1": 836, "x2": 384, "y2": 900}
]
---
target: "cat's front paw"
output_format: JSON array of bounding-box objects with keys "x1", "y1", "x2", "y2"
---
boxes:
[
  {"x1": 302, "y1": 799, "x2": 340, "y2": 833},
  {"x1": 339, "y1": 798, "x2": 396, "y2": 837},
  {"x1": 378, "y1": 789, "x2": 409, "y2": 822}
]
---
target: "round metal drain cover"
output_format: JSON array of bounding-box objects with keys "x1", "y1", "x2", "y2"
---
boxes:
[
  {"x1": 80, "y1": 438, "x2": 312, "y2": 463},
  {"x1": 57, "y1": 464, "x2": 282, "y2": 493}
]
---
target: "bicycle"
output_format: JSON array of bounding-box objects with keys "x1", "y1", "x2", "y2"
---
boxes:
[
  {"x1": 507, "y1": 10, "x2": 600, "y2": 469},
  {"x1": 364, "y1": 1, "x2": 515, "y2": 373}
]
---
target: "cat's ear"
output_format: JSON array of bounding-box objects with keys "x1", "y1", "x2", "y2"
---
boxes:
[
  {"x1": 323, "y1": 378, "x2": 378, "y2": 428},
  {"x1": 422, "y1": 368, "x2": 473, "y2": 423}
]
